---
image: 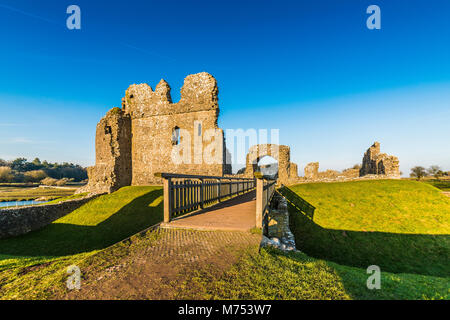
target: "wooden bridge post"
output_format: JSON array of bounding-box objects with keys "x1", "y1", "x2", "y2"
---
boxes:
[
  {"x1": 199, "y1": 178, "x2": 204, "y2": 209},
  {"x1": 217, "y1": 179, "x2": 221, "y2": 202},
  {"x1": 163, "y1": 177, "x2": 172, "y2": 223},
  {"x1": 255, "y1": 178, "x2": 263, "y2": 228}
]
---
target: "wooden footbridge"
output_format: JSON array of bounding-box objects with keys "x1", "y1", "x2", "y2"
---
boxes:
[
  {"x1": 156, "y1": 173, "x2": 276, "y2": 232},
  {"x1": 63, "y1": 173, "x2": 278, "y2": 299}
]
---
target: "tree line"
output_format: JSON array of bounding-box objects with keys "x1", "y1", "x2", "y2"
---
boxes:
[
  {"x1": 0, "y1": 158, "x2": 87, "y2": 183},
  {"x1": 410, "y1": 165, "x2": 449, "y2": 180}
]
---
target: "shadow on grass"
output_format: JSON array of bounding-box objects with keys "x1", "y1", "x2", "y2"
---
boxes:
[
  {"x1": 280, "y1": 186, "x2": 450, "y2": 278},
  {"x1": 0, "y1": 189, "x2": 163, "y2": 258}
]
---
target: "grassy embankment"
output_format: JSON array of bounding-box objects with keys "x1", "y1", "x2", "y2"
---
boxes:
[
  {"x1": 0, "y1": 186, "x2": 163, "y2": 298},
  {"x1": 180, "y1": 180, "x2": 448, "y2": 300},
  {"x1": 0, "y1": 180, "x2": 448, "y2": 299},
  {"x1": 422, "y1": 179, "x2": 450, "y2": 191},
  {"x1": 283, "y1": 180, "x2": 449, "y2": 277}
]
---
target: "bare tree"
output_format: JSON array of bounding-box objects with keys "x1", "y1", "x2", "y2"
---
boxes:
[{"x1": 410, "y1": 166, "x2": 427, "y2": 180}]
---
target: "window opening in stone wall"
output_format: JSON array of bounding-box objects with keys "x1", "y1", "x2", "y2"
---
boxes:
[{"x1": 172, "y1": 127, "x2": 181, "y2": 145}]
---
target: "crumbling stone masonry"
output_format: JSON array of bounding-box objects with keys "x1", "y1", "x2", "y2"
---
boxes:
[
  {"x1": 299, "y1": 142, "x2": 400, "y2": 183},
  {"x1": 80, "y1": 72, "x2": 231, "y2": 194},
  {"x1": 244, "y1": 144, "x2": 299, "y2": 185},
  {"x1": 80, "y1": 108, "x2": 132, "y2": 194},
  {"x1": 304, "y1": 162, "x2": 319, "y2": 180},
  {"x1": 360, "y1": 142, "x2": 400, "y2": 177}
]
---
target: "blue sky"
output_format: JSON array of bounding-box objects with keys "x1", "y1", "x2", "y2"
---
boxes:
[{"x1": 0, "y1": 0, "x2": 449, "y2": 175}]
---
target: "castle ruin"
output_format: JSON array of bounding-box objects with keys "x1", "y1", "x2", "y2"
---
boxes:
[
  {"x1": 80, "y1": 72, "x2": 231, "y2": 194},
  {"x1": 79, "y1": 72, "x2": 401, "y2": 193},
  {"x1": 360, "y1": 142, "x2": 400, "y2": 177},
  {"x1": 243, "y1": 144, "x2": 299, "y2": 183},
  {"x1": 301, "y1": 142, "x2": 400, "y2": 182}
]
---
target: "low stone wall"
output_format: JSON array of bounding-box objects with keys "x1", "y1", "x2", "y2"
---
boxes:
[
  {"x1": 0, "y1": 195, "x2": 99, "y2": 239},
  {"x1": 260, "y1": 192, "x2": 296, "y2": 252},
  {"x1": 287, "y1": 173, "x2": 401, "y2": 185}
]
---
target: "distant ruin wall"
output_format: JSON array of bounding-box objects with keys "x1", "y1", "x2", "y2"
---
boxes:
[
  {"x1": 360, "y1": 142, "x2": 400, "y2": 177},
  {"x1": 304, "y1": 162, "x2": 319, "y2": 180},
  {"x1": 0, "y1": 195, "x2": 99, "y2": 239},
  {"x1": 288, "y1": 142, "x2": 400, "y2": 185}
]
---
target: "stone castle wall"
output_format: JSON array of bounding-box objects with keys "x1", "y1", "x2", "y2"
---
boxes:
[
  {"x1": 79, "y1": 108, "x2": 132, "y2": 194},
  {"x1": 81, "y1": 72, "x2": 229, "y2": 193}
]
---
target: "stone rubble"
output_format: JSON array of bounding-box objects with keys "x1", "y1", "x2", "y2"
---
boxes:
[{"x1": 260, "y1": 193, "x2": 297, "y2": 252}]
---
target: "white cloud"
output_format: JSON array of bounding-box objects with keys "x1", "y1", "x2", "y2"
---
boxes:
[{"x1": 0, "y1": 137, "x2": 54, "y2": 144}]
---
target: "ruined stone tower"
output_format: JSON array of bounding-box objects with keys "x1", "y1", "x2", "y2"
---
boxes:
[
  {"x1": 360, "y1": 142, "x2": 400, "y2": 177},
  {"x1": 80, "y1": 72, "x2": 230, "y2": 194}
]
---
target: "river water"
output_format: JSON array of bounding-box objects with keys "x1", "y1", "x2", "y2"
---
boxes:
[{"x1": 0, "y1": 200, "x2": 47, "y2": 208}]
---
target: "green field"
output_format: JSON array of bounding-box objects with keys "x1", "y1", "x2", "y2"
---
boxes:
[
  {"x1": 0, "y1": 186, "x2": 76, "y2": 202},
  {"x1": 422, "y1": 179, "x2": 450, "y2": 191},
  {"x1": 0, "y1": 186, "x2": 163, "y2": 271},
  {"x1": 185, "y1": 246, "x2": 448, "y2": 300},
  {"x1": 283, "y1": 180, "x2": 450, "y2": 277},
  {"x1": 0, "y1": 180, "x2": 448, "y2": 299},
  {"x1": 190, "y1": 180, "x2": 449, "y2": 300}
]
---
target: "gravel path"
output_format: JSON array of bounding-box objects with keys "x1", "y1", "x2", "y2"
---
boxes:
[{"x1": 62, "y1": 227, "x2": 260, "y2": 299}]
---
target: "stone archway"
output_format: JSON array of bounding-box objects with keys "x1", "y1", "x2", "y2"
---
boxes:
[{"x1": 244, "y1": 144, "x2": 298, "y2": 184}]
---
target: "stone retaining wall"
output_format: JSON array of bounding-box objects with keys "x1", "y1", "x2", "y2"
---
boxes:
[{"x1": 0, "y1": 195, "x2": 99, "y2": 239}]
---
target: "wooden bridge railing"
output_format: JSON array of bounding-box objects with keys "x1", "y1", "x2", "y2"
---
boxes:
[
  {"x1": 156, "y1": 173, "x2": 256, "y2": 223},
  {"x1": 255, "y1": 174, "x2": 277, "y2": 233}
]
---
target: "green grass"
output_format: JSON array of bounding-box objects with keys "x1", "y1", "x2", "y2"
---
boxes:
[
  {"x1": 422, "y1": 179, "x2": 450, "y2": 191},
  {"x1": 1, "y1": 180, "x2": 448, "y2": 300},
  {"x1": 0, "y1": 186, "x2": 163, "y2": 271},
  {"x1": 0, "y1": 225, "x2": 165, "y2": 300},
  {"x1": 281, "y1": 180, "x2": 450, "y2": 277},
  {"x1": 0, "y1": 186, "x2": 76, "y2": 202},
  {"x1": 3, "y1": 226, "x2": 447, "y2": 300},
  {"x1": 43, "y1": 192, "x2": 89, "y2": 204},
  {"x1": 186, "y1": 247, "x2": 449, "y2": 300}
]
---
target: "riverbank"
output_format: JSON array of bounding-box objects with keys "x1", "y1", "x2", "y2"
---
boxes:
[
  {"x1": 0, "y1": 186, "x2": 78, "y2": 202},
  {"x1": 0, "y1": 200, "x2": 48, "y2": 208}
]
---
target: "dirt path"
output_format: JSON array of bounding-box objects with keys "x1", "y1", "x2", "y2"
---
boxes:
[{"x1": 62, "y1": 227, "x2": 260, "y2": 300}]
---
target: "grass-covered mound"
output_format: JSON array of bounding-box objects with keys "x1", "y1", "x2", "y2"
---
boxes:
[
  {"x1": 0, "y1": 186, "x2": 163, "y2": 271},
  {"x1": 194, "y1": 247, "x2": 448, "y2": 300},
  {"x1": 423, "y1": 179, "x2": 450, "y2": 191},
  {"x1": 282, "y1": 180, "x2": 450, "y2": 277}
]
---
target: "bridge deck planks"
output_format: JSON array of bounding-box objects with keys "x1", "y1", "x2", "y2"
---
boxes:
[{"x1": 161, "y1": 191, "x2": 256, "y2": 232}]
